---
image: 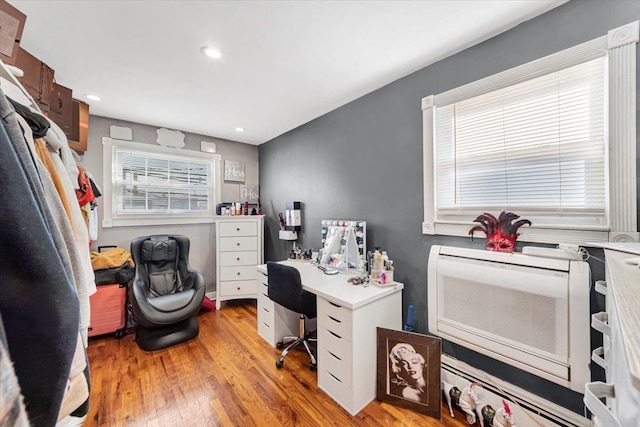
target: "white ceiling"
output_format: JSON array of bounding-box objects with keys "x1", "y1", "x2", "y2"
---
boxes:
[{"x1": 9, "y1": 0, "x2": 565, "y2": 145}]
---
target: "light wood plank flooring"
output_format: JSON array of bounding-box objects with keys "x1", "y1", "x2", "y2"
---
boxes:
[{"x1": 86, "y1": 300, "x2": 467, "y2": 426}]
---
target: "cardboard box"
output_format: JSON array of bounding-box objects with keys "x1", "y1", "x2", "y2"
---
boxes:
[
  {"x1": 0, "y1": 0, "x2": 27, "y2": 57},
  {"x1": 49, "y1": 82, "x2": 73, "y2": 137},
  {"x1": 0, "y1": 41, "x2": 19, "y2": 65},
  {"x1": 15, "y1": 47, "x2": 54, "y2": 106},
  {"x1": 68, "y1": 99, "x2": 89, "y2": 153}
]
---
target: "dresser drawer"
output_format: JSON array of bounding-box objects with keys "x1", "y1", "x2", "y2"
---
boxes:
[
  {"x1": 219, "y1": 221, "x2": 257, "y2": 237},
  {"x1": 221, "y1": 266, "x2": 258, "y2": 281},
  {"x1": 318, "y1": 298, "x2": 353, "y2": 342},
  {"x1": 220, "y1": 251, "x2": 258, "y2": 266},
  {"x1": 219, "y1": 236, "x2": 258, "y2": 252},
  {"x1": 219, "y1": 280, "x2": 257, "y2": 297},
  {"x1": 319, "y1": 366, "x2": 353, "y2": 410}
]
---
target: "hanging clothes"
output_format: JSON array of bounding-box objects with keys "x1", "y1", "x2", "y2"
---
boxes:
[
  {"x1": 0, "y1": 88, "x2": 80, "y2": 427},
  {"x1": 0, "y1": 316, "x2": 29, "y2": 427}
]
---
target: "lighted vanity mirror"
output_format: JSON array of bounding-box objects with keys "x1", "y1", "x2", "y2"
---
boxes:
[{"x1": 319, "y1": 220, "x2": 367, "y2": 273}]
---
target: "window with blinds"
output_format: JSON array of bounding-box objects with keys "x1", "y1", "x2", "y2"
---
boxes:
[
  {"x1": 433, "y1": 57, "x2": 606, "y2": 228},
  {"x1": 114, "y1": 149, "x2": 212, "y2": 214},
  {"x1": 102, "y1": 138, "x2": 220, "y2": 227}
]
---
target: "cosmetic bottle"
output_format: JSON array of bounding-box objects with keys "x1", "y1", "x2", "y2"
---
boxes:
[
  {"x1": 236, "y1": 202, "x2": 241, "y2": 216},
  {"x1": 371, "y1": 248, "x2": 382, "y2": 280},
  {"x1": 381, "y1": 251, "x2": 389, "y2": 270}
]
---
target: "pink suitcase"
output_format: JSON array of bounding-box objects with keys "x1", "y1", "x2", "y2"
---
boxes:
[{"x1": 88, "y1": 283, "x2": 127, "y2": 338}]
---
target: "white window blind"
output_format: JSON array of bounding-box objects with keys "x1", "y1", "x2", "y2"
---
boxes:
[
  {"x1": 434, "y1": 57, "x2": 606, "y2": 228},
  {"x1": 102, "y1": 138, "x2": 221, "y2": 228},
  {"x1": 115, "y1": 149, "x2": 212, "y2": 214}
]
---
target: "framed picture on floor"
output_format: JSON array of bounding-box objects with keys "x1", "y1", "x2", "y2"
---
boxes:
[{"x1": 376, "y1": 327, "x2": 441, "y2": 418}]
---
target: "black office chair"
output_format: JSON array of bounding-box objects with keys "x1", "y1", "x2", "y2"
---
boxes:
[
  {"x1": 267, "y1": 261, "x2": 317, "y2": 370},
  {"x1": 130, "y1": 234, "x2": 205, "y2": 351}
]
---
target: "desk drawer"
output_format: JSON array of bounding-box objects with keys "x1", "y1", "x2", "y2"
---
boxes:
[
  {"x1": 219, "y1": 236, "x2": 258, "y2": 252},
  {"x1": 219, "y1": 280, "x2": 257, "y2": 297},
  {"x1": 220, "y1": 251, "x2": 258, "y2": 266},
  {"x1": 258, "y1": 319, "x2": 274, "y2": 344},
  {"x1": 258, "y1": 303, "x2": 274, "y2": 329},
  {"x1": 319, "y1": 325, "x2": 352, "y2": 364},
  {"x1": 219, "y1": 221, "x2": 257, "y2": 237},
  {"x1": 258, "y1": 279, "x2": 269, "y2": 298},
  {"x1": 318, "y1": 298, "x2": 352, "y2": 342},
  {"x1": 258, "y1": 289, "x2": 273, "y2": 313},
  {"x1": 258, "y1": 271, "x2": 268, "y2": 286},
  {"x1": 319, "y1": 327, "x2": 352, "y2": 387},
  {"x1": 319, "y1": 366, "x2": 353, "y2": 411},
  {"x1": 221, "y1": 266, "x2": 258, "y2": 281}
]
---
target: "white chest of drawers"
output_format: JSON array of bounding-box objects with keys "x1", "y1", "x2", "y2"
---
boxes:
[{"x1": 215, "y1": 216, "x2": 264, "y2": 310}]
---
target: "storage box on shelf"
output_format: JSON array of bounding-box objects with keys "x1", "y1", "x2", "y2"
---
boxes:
[
  {"x1": 214, "y1": 216, "x2": 264, "y2": 310},
  {"x1": 49, "y1": 82, "x2": 73, "y2": 136},
  {"x1": 0, "y1": 0, "x2": 26, "y2": 62},
  {"x1": 68, "y1": 99, "x2": 89, "y2": 152},
  {"x1": 14, "y1": 47, "x2": 54, "y2": 107}
]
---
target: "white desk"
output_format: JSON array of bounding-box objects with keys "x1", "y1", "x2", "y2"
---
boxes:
[{"x1": 256, "y1": 261, "x2": 404, "y2": 416}]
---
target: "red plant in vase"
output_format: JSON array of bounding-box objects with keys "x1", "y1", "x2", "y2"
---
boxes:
[{"x1": 468, "y1": 211, "x2": 531, "y2": 253}]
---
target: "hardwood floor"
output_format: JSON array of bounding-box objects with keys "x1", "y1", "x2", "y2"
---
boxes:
[{"x1": 86, "y1": 301, "x2": 468, "y2": 427}]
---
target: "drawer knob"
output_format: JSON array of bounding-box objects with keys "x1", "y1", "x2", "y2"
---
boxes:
[
  {"x1": 236, "y1": 227, "x2": 240, "y2": 231},
  {"x1": 237, "y1": 257, "x2": 240, "y2": 261},
  {"x1": 237, "y1": 272, "x2": 241, "y2": 275},
  {"x1": 237, "y1": 287, "x2": 241, "y2": 291},
  {"x1": 237, "y1": 242, "x2": 240, "y2": 246}
]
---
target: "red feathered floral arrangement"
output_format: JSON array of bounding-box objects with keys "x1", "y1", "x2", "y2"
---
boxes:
[{"x1": 468, "y1": 211, "x2": 531, "y2": 253}]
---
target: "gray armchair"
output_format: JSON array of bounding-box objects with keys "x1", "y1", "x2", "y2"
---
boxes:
[{"x1": 130, "y1": 234, "x2": 205, "y2": 351}]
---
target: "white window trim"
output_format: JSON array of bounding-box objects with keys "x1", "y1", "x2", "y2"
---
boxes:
[
  {"x1": 423, "y1": 21, "x2": 639, "y2": 245},
  {"x1": 102, "y1": 137, "x2": 222, "y2": 228}
]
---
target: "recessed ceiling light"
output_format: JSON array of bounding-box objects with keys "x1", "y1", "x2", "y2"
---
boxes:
[
  {"x1": 85, "y1": 94, "x2": 101, "y2": 101},
  {"x1": 201, "y1": 46, "x2": 222, "y2": 59},
  {"x1": 235, "y1": 127, "x2": 245, "y2": 132}
]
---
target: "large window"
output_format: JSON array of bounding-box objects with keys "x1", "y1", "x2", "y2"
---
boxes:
[
  {"x1": 435, "y1": 58, "x2": 605, "y2": 228},
  {"x1": 102, "y1": 138, "x2": 221, "y2": 227},
  {"x1": 422, "y1": 21, "x2": 638, "y2": 245}
]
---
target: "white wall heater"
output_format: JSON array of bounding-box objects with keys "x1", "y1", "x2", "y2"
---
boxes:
[{"x1": 428, "y1": 245, "x2": 591, "y2": 393}]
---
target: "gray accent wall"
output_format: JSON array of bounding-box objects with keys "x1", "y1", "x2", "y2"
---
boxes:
[
  {"x1": 82, "y1": 115, "x2": 259, "y2": 293},
  {"x1": 259, "y1": 0, "x2": 639, "y2": 412}
]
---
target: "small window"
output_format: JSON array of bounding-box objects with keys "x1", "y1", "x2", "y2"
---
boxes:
[{"x1": 102, "y1": 138, "x2": 221, "y2": 227}]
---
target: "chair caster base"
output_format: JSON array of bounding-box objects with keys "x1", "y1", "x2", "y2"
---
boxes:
[
  {"x1": 276, "y1": 359, "x2": 284, "y2": 369},
  {"x1": 276, "y1": 341, "x2": 284, "y2": 350},
  {"x1": 308, "y1": 363, "x2": 316, "y2": 371}
]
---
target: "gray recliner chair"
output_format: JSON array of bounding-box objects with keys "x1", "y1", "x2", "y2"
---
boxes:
[{"x1": 130, "y1": 234, "x2": 205, "y2": 351}]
